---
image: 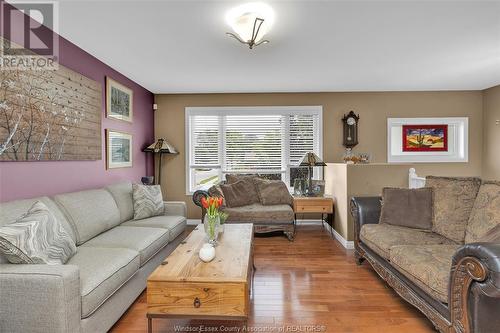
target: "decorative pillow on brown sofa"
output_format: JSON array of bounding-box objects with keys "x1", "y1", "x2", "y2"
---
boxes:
[
  {"x1": 225, "y1": 174, "x2": 258, "y2": 184},
  {"x1": 465, "y1": 181, "x2": 500, "y2": 243},
  {"x1": 426, "y1": 176, "x2": 481, "y2": 243},
  {"x1": 220, "y1": 180, "x2": 258, "y2": 208},
  {"x1": 253, "y1": 178, "x2": 293, "y2": 206},
  {"x1": 379, "y1": 187, "x2": 433, "y2": 230}
]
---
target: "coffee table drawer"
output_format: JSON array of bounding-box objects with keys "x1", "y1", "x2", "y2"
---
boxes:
[{"x1": 147, "y1": 281, "x2": 248, "y2": 317}]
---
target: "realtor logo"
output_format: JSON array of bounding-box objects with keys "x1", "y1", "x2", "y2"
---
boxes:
[{"x1": 0, "y1": 1, "x2": 59, "y2": 70}]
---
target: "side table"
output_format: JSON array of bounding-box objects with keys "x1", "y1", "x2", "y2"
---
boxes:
[{"x1": 293, "y1": 196, "x2": 335, "y2": 236}]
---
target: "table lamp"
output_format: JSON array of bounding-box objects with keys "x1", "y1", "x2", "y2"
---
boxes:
[{"x1": 298, "y1": 152, "x2": 326, "y2": 196}]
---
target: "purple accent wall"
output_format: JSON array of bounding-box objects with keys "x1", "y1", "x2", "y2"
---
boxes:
[{"x1": 0, "y1": 2, "x2": 154, "y2": 201}]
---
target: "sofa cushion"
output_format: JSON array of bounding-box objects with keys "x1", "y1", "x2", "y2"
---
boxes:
[
  {"x1": 465, "y1": 181, "x2": 500, "y2": 244},
  {"x1": 426, "y1": 176, "x2": 481, "y2": 243},
  {"x1": 360, "y1": 224, "x2": 457, "y2": 259},
  {"x1": 0, "y1": 201, "x2": 76, "y2": 264},
  {"x1": 390, "y1": 245, "x2": 460, "y2": 303},
  {"x1": 53, "y1": 189, "x2": 121, "y2": 245},
  {"x1": 253, "y1": 178, "x2": 293, "y2": 206},
  {"x1": 106, "y1": 182, "x2": 134, "y2": 223},
  {"x1": 220, "y1": 180, "x2": 256, "y2": 207},
  {"x1": 66, "y1": 246, "x2": 140, "y2": 318},
  {"x1": 132, "y1": 184, "x2": 164, "y2": 220},
  {"x1": 223, "y1": 203, "x2": 294, "y2": 224},
  {"x1": 80, "y1": 226, "x2": 169, "y2": 266},
  {"x1": 380, "y1": 187, "x2": 433, "y2": 230},
  {"x1": 121, "y1": 215, "x2": 186, "y2": 241}
]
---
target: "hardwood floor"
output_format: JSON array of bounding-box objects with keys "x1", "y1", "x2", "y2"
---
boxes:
[{"x1": 110, "y1": 224, "x2": 435, "y2": 333}]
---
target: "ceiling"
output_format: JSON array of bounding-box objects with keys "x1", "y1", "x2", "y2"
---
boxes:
[{"x1": 38, "y1": 1, "x2": 500, "y2": 93}]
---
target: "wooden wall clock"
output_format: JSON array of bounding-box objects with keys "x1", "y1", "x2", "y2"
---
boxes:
[{"x1": 342, "y1": 111, "x2": 360, "y2": 148}]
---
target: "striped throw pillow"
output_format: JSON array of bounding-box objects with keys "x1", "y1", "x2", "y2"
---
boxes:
[
  {"x1": 132, "y1": 184, "x2": 164, "y2": 220},
  {"x1": 0, "y1": 201, "x2": 77, "y2": 264}
]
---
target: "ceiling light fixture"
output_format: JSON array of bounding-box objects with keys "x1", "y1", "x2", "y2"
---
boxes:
[{"x1": 225, "y1": 2, "x2": 275, "y2": 49}]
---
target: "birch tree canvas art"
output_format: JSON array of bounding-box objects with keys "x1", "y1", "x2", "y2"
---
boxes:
[{"x1": 0, "y1": 37, "x2": 102, "y2": 161}]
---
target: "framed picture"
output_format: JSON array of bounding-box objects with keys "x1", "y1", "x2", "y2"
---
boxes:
[
  {"x1": 106, "y1": 77, "x2": 133, "y2": 122},
  {"x1": 402, "y1": 124, "x2": 448, "y2": 152},
  {"x1": 387, "y1": 117, "x2": 468, "y2": 163},
  {"x1": 106, "y1": 130, "x2": 132, "y2": 169}
]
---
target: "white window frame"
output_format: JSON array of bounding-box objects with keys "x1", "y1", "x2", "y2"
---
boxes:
[{"x1": 185, "y1": 106, "x2": 323, "y2": 194}]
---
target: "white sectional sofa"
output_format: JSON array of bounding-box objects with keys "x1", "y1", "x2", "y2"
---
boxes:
[{"x1": 0, "y1": 182, "x2": 187, "y2": 333}]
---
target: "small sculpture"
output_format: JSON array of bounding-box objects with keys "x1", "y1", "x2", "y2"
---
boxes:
[{"x1": 199, "y1": 243, "x2": 216, "y2": 263}]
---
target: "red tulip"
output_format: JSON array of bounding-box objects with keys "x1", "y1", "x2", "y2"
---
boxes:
[{"x1": 201, "y1": 196, "x2": 208, "y2": 209}]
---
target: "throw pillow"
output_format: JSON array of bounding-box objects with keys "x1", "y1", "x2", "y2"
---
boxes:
[
  {"x1": 379, "y1": 187, "x2": 433, "y2": 230},
  {"x1": 0, "y1": 201, "x2": 77, "y2": 264},
  {"x1": 465, "y1": 181, "x2": 500, "y2": 243},
  {"x1": 220, "y1": 180, "x2": 257, "y2": 208},
  {"x1": 132, "y1": 184, "x2": 164, "y2": 220},
  {"x1": 426, "y1": 176, "x2": 481, "y2": 243},
  {"x1": 225, "y1": 174, "x2": 258, "y2": 184},
  {"x1": 253, "y1": 178, "x2": 293, "y2": 206},
  {"x1": 208, "y1": 185, "x2": 227, "y2": 209}
]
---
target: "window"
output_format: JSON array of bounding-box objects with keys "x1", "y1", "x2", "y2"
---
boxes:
[{"x1": 186, "y1": 106, "x2": 322, "y2": 193}]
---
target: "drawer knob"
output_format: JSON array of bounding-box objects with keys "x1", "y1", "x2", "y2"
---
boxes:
[{"x1": 193, "y1": 297, "x2": 201, "y2": 308}]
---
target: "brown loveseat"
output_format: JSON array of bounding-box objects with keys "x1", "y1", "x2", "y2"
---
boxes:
[
  {"x1": 350, "y1": 177, "x2": 500, "y2": 333},
  {"x1": 193, "y1": 174, "x2": 295, "y2": 240}
]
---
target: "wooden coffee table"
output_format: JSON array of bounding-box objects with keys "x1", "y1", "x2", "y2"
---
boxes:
[{"x1": 146, "y1": 223, "x2": 254, "y2": 332}]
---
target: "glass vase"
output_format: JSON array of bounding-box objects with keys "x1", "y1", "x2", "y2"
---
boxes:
[{"x1": 203, "y1": 214, "x2": 220, "y2": 246}]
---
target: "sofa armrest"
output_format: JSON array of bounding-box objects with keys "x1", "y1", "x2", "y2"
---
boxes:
[
  {"x1": 0, "y1": 264, "x2": 81, "y2": 333},
  {"x1": 164, "y1": 201, "x2": 187, "y2": 218},
  {"x1": 450, "y1": 243, "x2": 500, "y2": 333},
  {"x1": 350, "y1": 197, "x2": 382, "y2": 242},
  {"x1": 192, "y1": 190, "x2": 209, "y2": 220}
]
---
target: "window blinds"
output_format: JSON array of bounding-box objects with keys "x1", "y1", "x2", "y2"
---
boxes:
[{"x1": 225, "y1": 115, "x2": 283, "y2": 172}]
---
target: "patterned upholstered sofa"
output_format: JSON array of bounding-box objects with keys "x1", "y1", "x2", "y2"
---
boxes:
[
  {"x1": 193, "y1": 174, "x2": 295, "y2": 241},
  {"x1": 0, "y1": 182, "x2": 187, "y2": 333},
  {"x1": 351, "y1": 177, "x2": 500, "y2": 333}
]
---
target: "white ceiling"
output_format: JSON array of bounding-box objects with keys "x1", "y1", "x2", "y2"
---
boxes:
[{"x1": 51, "y1": 1, "x2": 500, "y2": 93}]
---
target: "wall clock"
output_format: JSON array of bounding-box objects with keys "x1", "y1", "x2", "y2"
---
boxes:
[{"x1": 342, "y1": 111, "x2": 360, "y2": 148}]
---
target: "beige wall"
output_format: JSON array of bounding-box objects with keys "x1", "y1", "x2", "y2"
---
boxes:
[
  {"x1": 482, "y1": 85, "x2": 500, "y2": 180},
  {"x1": 155, "y1": 91, "x2": 483, "y2": 219}
]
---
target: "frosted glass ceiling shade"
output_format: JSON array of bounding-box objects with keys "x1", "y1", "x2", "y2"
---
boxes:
[{"x1": 225, "y1": 2, "x2": 275, "y2": 44}]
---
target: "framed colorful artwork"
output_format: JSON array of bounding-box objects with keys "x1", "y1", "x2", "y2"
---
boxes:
[
  {"x1": 106, "y1": 77, "x2": 133, "y2": 123},
  {"x1": 402, "y1": 125, "x2": 448, "y2": 152},
  {"x1": 387, "y1": 117, "x2": 468, "y2": 163},
  {"x1": 106, "y1": 130, "x2": 132, "y2": 169}
]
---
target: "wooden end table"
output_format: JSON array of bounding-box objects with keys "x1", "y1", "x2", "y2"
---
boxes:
[
  {"x1": 293, "y1": 196, "x2": 335, "y2": 236},
  {"x1": 146, "y1": 224, "x2": 254, "y2": 332}
]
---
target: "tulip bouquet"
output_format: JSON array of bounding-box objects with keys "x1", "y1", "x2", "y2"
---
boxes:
[{"x1": 201, "y1": 196, "x2": 224, "y2": 244}]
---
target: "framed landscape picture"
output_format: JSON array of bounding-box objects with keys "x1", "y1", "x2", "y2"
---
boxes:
[
  {"x1": 106, "y1": 130, "x2": 132, "y2": 169},
  {"x1": 402, "y1": 124, "x2": 448, "y2": 152},
  {"x1": 106, "y1": 77, "x2": 133, "y2": 122},
  {"x1": 387, "y1": 117, "x2": 468, "y2": 163}
]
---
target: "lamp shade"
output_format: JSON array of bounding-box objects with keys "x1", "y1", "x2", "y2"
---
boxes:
[
  {"x1": 225, "y1": 2, "x2": 274, "y2": 43},
  {"x1": 298, "y1": 152, "x2": 326, "y2": 167},
  {"x1": 143, "y1": 138, "x2": 178, "y2": 154}
]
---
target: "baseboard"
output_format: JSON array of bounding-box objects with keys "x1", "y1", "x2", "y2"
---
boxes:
[
  {"x1": 323, "y1": 223, "x2": 355, "y2": 250},
  {"x1": 186, "y1": 218, "x2": 354, "y2": 250}
]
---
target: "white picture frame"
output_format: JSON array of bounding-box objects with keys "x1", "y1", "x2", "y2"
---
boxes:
[
  {"x1": 387, "y1": 117, "x2": 468, "y2": 163},
  {"x1": 106, "y1": 130, "x2": 133, "y2": 169}
]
